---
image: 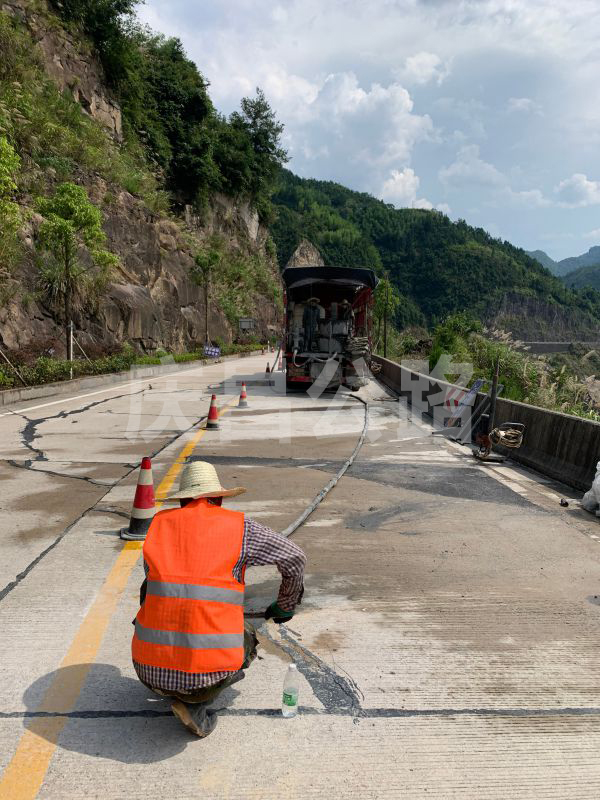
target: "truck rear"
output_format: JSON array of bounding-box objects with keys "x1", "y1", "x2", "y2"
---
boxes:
[{"x1": 282, "y1": 265, "x2": 378, "y2": 391}]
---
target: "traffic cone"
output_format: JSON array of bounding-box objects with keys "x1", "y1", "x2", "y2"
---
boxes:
[
  {"x1": 120, "y1": 457, "x2": 155, "y2": 541},
  {"x1": 206, "y1": 393, "x2": 220, "y2": 430},
  {"x1": 265, "y1": 362, "x2": 271, "y2": 374},
  {"x1": 238, "y1": 382, "x2": 248, "y2": 408}
]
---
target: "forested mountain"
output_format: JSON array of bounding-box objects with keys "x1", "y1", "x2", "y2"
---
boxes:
[
  {"x1": 526, "y1": 250, "x2": 558, "y2": 272},
  {"x1": 272, "y1": 170, "x2": 600, "y2": 336},
  {"x1": 558, "y1": 246, "x2": 600, "y2": 276},
  {"x1": 528, "y1": 246, "x2": 600, "y2": 278},
  {"x1": 563, "y1": 264, "x2": 600, "y2": 291}
]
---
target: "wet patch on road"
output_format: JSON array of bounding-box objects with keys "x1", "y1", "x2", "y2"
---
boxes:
[
  {"x1": 340, "y1": 460, "x2": 546, "y2": 508},
  {"x1": 346, "y1": 500, "x2": 454, "y2": 531}
]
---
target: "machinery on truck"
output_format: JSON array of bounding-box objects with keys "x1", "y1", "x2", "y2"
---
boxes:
[{"x1": 282, "y1": 265, "x2": 378, "y2": 390}]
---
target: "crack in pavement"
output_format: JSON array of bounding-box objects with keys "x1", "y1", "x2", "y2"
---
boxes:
[
  {"x1": 261, "y1": 625, "x2": 363, "y2": 719},
  {"x1": 0, "y1": 407, "x2": 210, "y2": 604},
  {"x1": 0, "y1": 497, "x2": 113, "y2": 603},
  {"x1": 17, "y1": 390, "x2": 147, "y2": 466},
  {"x1": 4, "y1": 459, "x2": 115, "y2": 488},
  {"x1": 90, "y1": 507, "x2": 130, "y2": 520}
]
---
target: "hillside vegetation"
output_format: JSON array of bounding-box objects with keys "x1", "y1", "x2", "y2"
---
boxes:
[
  {"x1": 563, "y1": 264, "x2": 600, "y2": 291},
  {"x1": 386, "y1": 313, "x2": 600, "y2": 422},
  {"x1": 0, "y1": 0, "x2": 287, "y2": 372},
  {"x1": 48, "y1": 0, "x2": 286, "y2": 219},
  {"x1": 272, "y1": 170, "x2": 600, "y2": 337}
]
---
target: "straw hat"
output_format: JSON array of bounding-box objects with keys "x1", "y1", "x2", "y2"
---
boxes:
[{"x1": 168, "y1": 461, "x2": 246, "y2": 501}]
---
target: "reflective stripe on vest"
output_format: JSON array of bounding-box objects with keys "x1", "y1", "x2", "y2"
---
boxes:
[
  {"x1": 132, "y1": 498, "x2": 245, "y2": 674},
  {"x1": 146, "y1": 580, "x2": 243, "y2": 605},
  {"x1": 135, "y1": 620, "x2": 243, "y2": 650}
]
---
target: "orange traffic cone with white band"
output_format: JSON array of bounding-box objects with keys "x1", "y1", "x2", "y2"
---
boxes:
[
  {"x1": 206, "y1": 394, "x2": 219, "y2": 430},
  {"x1": 238, "y1": 382, "x2": 248, "y2": 408},
  {"x1": 120, "y1": 457, "x2": 155, "y2": 541}
]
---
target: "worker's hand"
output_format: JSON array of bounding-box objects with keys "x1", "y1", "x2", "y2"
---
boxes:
[{"x1": 264, "y1": 601, "x2": 294, "y2": 624}]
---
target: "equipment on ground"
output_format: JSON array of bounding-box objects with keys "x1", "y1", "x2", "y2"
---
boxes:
[
  {"x1": 582, "y1": 460, "x2": 600, "y2": 517},
  {"x1": 238, "y1": 382, "x2": 248, "y2": 408},
  {"x1": 474, "y1": 422, "x2": 525, "y2": 461}
]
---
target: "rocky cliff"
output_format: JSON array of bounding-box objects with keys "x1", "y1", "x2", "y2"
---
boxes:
[
  {"x1": 0, "y1": 0, "x2": 282, "y2": 358},
  {"x1": 285, "y1": 239, "x2": 325, "y2": 268},
  {"x1": 1, "y1": 186, "x2": 281, "y2": 356},
  {"x1": 2, "y1": 0, "x2": 121, "y2": 137}
]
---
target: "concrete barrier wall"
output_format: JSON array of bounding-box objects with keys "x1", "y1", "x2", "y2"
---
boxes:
[
  {"x1": 0, "y1": 350, "x2": 261, "y2": 408},
  {"x1": 373, "y1": 354, "x2": 600, "y2": 491}
]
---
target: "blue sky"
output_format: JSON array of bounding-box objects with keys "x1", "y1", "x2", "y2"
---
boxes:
[{"x1": 139, "y1": 0, "x2": 600, "y2": 261}]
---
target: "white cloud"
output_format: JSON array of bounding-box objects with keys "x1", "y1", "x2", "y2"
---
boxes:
[
  {"x1": 439, "y1": 145, "x2": 505, "y2": 188},
  {"x1": 505, "y1": 188, "x2": 551, "y2": 208},
  {"x1": 584, "y1": 228, "x2": 600, "y2": 239},
  {"x1": 397, "y1": 52, "x2": 449, "y2": 86},
  {"x1": 139, "y1": 0, "x2": 600, "y2": 257},
  {"x1": 555, "y1": 173, "x2": 600, "y2": 207},
  {"x1": 380, "y1": 168, "x2": 450, "y2": 213},
  {"x1": 507, "y1": 97, "x2": 541, "y2": 114},
  {"x1": 381, "y1": 167, "x2": 420, "y2": 205},
  {"x1": 440, "y1": 146, "x2": 551, "y2": 207},
  {"x1": 267, "y1": 71, "x2": 435, "y2": 181}
]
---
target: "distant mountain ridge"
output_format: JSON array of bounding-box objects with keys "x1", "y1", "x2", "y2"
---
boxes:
[
  {"x1": 528, "y1": 246, "x2": 600, "y2": 277},
  {"x1": 526, "y1": 250, "x2": 558, "y2": 272},
  {"x1": 272, "y1": 170, "x2": 600, "y2": 339},
  {"x1": 559, "y1": 246, "x2": 600, "y2": 275},
  {"x1": 563, "y1": 264, "x2": 600, "y2": 291}
]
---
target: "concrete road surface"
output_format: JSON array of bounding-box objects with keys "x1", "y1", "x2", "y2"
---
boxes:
[{"x1": 1, "y1": 353, "x2": 600, "y2": 799}]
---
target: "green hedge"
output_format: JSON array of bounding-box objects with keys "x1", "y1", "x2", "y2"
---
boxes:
[{"x1": 0, "y1": 343, "x2": 266, "y2": 390}]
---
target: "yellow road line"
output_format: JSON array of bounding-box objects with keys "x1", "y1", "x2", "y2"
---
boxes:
[{"x1": 0, "y1": 402, "x2": 235, "y2": 800}]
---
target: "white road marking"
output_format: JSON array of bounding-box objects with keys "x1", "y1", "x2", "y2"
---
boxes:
[{"x1": 0, "y1": 380, "x2": 153, "y2": 418}]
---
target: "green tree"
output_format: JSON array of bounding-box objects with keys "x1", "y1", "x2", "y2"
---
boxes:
[
  {"x1": 0, "y1": 136, "x2": 21, "y2": 301},
  {"x1": 228, "y1": 88, "x2": 288, "y2": 218},
  {"x1": 36, "y1": 183, "x2": 118, "y2": 361},
  {"x1": 374, "y1": 274, "x2": 401, "y2": 354},
  {"x1": 190, "y1": 239, "x2": 222, "y2": 344}
]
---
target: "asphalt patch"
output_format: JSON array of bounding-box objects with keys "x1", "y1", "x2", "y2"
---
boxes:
[{"x1": 341, "y1": 460, "x2": 545, "y2": 508}]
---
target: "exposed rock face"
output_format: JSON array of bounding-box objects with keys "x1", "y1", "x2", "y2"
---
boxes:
[
  {"x1": 490, "y1": 293, "x2": 600, "y2": 341},
  {"x1": 2, "y1": 0, "x2": 122, "y2": 137},
  {"x1": 0, "y1": 0, "x2": 282, "y2": 357},
  {"x1": 286, "y1": 239, "x2": 325, "y2": 268},
  {"x1": 0, "y1": 185, "x2": 281, "y2": 356}
]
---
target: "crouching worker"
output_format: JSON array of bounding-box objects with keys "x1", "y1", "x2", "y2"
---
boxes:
[{"x1": 132, "y1": 461, "x2": 306, "y2": 738}]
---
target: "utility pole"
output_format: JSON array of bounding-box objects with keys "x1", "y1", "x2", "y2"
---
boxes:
[
  {"x1": 65, "y1": 250, "x2": 73, "y2": 364},
  {"x1": 383, "y1": 274, "x2": 389, "y2": 359},
  {"x1": 487, "y1": 355, "x2": 500, "y2": 435}
]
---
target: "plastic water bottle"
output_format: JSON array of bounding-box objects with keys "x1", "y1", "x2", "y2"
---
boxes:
[{"x1": 282, "y1": 664, "x2": 300, "y2": 717}]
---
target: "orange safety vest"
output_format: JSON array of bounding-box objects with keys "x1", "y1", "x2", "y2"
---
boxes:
[{"x1": 132, "y1": 497, "x2": 245, "y2": 674}]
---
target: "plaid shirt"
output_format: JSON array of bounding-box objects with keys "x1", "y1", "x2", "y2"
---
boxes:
[{"x1": 133, "y1": 517, "x2": 306, "y2": 692}]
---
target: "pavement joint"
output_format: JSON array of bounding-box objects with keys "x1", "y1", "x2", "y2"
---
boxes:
[{"x1": 4, "y1": 705, "x2": 600, "y2": 720}]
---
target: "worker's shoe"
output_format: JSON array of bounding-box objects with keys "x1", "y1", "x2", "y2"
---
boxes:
[{"x1": 170, "y1": 700, "x2": 218, "y2": 738}]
